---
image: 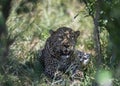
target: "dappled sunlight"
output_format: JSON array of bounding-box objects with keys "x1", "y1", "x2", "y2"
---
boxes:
[
  {"x1": 0, "y1": 0, "x2": 120, "y2": 86},
  {"x1": 96, "y1": 69, "x2": 113, "y2": 86}
]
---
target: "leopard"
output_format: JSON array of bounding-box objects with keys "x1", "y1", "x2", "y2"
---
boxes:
[{"x1": 40, "y1": 27, "x2": 90, "y2": 80}]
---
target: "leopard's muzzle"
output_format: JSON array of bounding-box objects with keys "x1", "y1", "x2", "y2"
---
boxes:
[{"x1": 60, "y1": 44, "x2": 74, "y2": 59}]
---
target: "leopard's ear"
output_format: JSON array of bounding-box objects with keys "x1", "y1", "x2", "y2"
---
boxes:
[
  {"x1": 49, "y1": 30, "x2": 55, "y2": 35},
  {"x1": 74, "y1": 31, "x2": 80, "y2": 38}
]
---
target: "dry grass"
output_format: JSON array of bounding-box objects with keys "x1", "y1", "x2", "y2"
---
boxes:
[{"x1": 1, "y1": 0, "x2": 118, "y2": 86}]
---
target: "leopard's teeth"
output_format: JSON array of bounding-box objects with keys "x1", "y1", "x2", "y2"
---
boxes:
[
  {"x1": 61, "y1": 55, "x2": 70, "y2": 59},
  {"x1": 66, "y1": 55, "x2": 69, "y2": 58}
]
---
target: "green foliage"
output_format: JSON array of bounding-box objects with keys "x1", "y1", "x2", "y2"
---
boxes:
[
  {"x1": 83, "y1": 0, "x2": 120, "y2": 85},
  {"x1": 96, "y1": 69, "x2": 112, "y2": 86},
  {"x1": 0, "y1": 0, "x2": 120, "y2": 85},
  {"x1": 84, "y1": 0, "x2": 120, "y2": 65}
]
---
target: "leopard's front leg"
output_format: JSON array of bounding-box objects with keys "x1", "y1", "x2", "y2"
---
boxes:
[
  {"x1": 71, "y1": 69, "x2": 84, "y2": 81},
  {"x1": 44, "y1": 57, "x2": 62, "y2": 80},
  {"x1": 68, "y1": 63, "x2": 84, "y2": 81}
]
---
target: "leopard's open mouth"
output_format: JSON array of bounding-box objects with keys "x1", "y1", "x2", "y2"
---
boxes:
[
  {"x1": 63, "y1": 49, "x2": 70, "y2": 55},
  {"x1": 61, "y1": 48, "x2": 70, "y2": 54},
  {"x1": 60, "y1": 49, "x2": 72, "y2": 59}
]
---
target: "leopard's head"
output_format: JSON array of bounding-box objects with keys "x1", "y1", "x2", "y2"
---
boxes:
[{"x1": 48, "y1": 27, "x2": 80, "y2": 59}]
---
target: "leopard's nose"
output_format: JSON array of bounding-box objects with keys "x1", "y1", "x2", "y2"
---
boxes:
[{"x1": 64, "y1": 44, "x2": 70, "y2": 48}]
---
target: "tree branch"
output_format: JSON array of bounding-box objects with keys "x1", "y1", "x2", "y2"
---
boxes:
[{"x1": 93, "y1": 0, "x2": 102, "y2": 67}]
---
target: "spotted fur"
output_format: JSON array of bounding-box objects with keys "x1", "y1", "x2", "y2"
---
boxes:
[{"x1": 40, "y1": 27, "x2": 90, "y2": 80}]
